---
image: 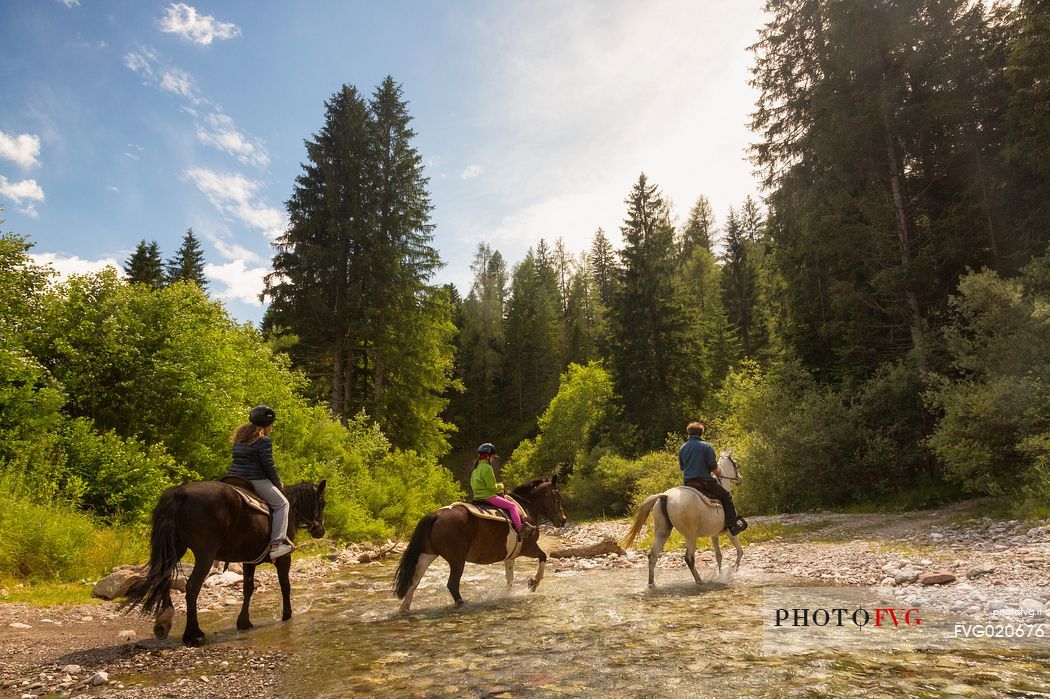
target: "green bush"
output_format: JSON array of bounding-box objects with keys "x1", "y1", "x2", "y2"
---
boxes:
[
  {"x1": 927, "y1": 263, "x2": 1050, "y2": 506},
  {"x1": 505, "y1": 361, "x2": 613, "y2": 486},
  {"x1": 0, "y1": 492, "x2": 147, "y2": 582},
  {"x1": 564, "y1": 450, "x2": 679, "y2": 517}
]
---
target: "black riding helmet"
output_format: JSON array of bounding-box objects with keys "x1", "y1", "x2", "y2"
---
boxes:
[
  {"x1": 476, "y1": 442, "x2": 496, "y2": 455},
  {"x1": 249, "y1": 405, "x2": 276, "y2": 427}
]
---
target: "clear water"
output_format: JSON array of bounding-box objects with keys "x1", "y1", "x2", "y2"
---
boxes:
[{"x1": 186, "y1": 557, "x2": 1050, "y2": 698}]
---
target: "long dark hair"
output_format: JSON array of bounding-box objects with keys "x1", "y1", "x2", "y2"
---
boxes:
[{"x1": 231, "y1": 422, "x2": 264, "y2": 445}]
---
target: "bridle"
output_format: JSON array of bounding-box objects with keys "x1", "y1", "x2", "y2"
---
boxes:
[
  {"x1": 508, "y1": 484, "x2": 560, "y2": 523},
  {"x1": 291, "y1": 486, "x2": 324, "y2": 534},
  {"x1": 719, "y1": 453, "x2": 743, "y2": 487}
]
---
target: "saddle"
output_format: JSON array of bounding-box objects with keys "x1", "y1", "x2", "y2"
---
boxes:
[
  {"x1": 219, "y1": 476, "x2": 274, "y2": 565},
  {"x1": 219, "y1": 475, "x2": 271, "y2": 516},
  {"x1": 440, "y1": 500, "x2": 525, "y2": 525},
  {"x1": 674, "y1": 485, "x2": 723, "y2": 509}
]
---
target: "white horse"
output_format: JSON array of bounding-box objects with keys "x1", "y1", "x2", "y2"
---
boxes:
[{"x1": 621, "y1": 451, "x2": 744, "y2": 587}]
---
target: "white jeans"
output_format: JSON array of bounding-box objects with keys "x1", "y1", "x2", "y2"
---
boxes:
[{"x1": 251, "y1": 479, "x2": 290, "y2": 544}]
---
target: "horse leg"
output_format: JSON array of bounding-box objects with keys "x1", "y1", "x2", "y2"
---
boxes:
[
  {"x1": 730, "y1": 532, "x2": 744, "y2": 569},
  {"x1": 236, "y1": 563, "x2": 257, "y2": 631},
  {"x1": 153, "y1": 544, "x2": 185, "y2": 640},
  {"x1": 275, "y1": 555, "x2": 292, "y2": 621},
  {"x1": 528, "y1": 550, "x2": 546, "y2": 592},
  {"x1": 504, "y1": 559, "x2": 515, "y2": 588},
  {"x1": 711, "y1": 536, "x2": 723, "y2": 574},
  {"x1": 447, "y1": 557, "x2": 466, "y2": 607},
  {"x1": 648, "y1": 510, "x2": 672, "y2": 588},
  {"x1": 684, "y1": 537, "x2": 703, "y2": 585},
  {"x1": 399, "y1": 553, "x2": 437, "y2": 613},
  {"x1": 183, "y1": 554, "x2": 213, "y2": 646}
]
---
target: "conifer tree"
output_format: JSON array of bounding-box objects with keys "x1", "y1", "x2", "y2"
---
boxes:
[
  {"x1": 124, "y1": 240, "x2": 164, "y2": 288},
  {"x1": 589, "y1": 228, "x2": 617, "y2": 306},
  {"x1": 609, "y1": 173, "x2": 697, "y2": 451},
  {"x1": 165, "y1": 229, "x2": 207, "y2": 288}
]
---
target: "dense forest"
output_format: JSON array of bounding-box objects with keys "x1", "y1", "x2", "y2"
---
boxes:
[{"x1": 1, "y1": 0, "x2": 1048, "y2": 585}]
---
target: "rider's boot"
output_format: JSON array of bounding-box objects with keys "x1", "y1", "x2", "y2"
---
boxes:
[
  {"x1": 729, "y1": 517, "x2": 749, "y2": 536},
  {"x1": 517, "y1": 522, "x2": 538, "y2": 541}
]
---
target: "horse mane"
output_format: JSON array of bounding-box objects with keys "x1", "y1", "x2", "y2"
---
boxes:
[
  {"x1": 285, "y1": 482, "x2": 315, "y2": 515},
  {"x1": 511, "y1": 478, "x2": 546, "y2": 497}
]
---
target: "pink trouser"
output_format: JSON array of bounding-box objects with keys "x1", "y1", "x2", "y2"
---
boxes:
[{"x1": 482, "y1": 496, "x2": 523, "y2": 530}]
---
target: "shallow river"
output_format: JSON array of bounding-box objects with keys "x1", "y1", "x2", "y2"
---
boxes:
[{"x1": 186, "y1": 558, "x2": 1048, "y2": 698}]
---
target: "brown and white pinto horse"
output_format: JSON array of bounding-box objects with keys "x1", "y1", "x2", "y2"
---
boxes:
[{"x1": 394, "y1": 475, "x2": 567, "y2": 612}]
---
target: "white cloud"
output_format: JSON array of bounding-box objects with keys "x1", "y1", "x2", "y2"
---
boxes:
[
  {"x1": 0, "y1": 175, "x2": 45, "y2": 217},
  {"x1": 197, "y1": 226, "x2": 266, "y2": 264},
  {"x1": 124, "y1": 151, "x2": 140, "y2": 160},
  {"x1": 124, "y1": 49, "x2": 204, "y2": 104},
  {"x1": 205, "y1": 260, "x2": 267, "y2": 305},
  {"x1": 159, "y1": 68, "x2": 198, "y2": 101},
  {"x1": 60, "y1": 0, "x2": 80, "y2": 7},
  {"x1": 0, "y1": 131, "x2": 41, "y2": 169},
  {"x1": 159, "y1": 4, "x2": 241, "y2": 45},
  {"x1": 184, "y1": 167, "x2": 286, "y2": 240},
  {"x1": 461, "y1": 164, "x2": 482, "y2": 180},
  {"x1": 30, "y1": 252, "x2": 121, "y2": 278},
  {"x1": 196, "y1": 112, "x2": 269, "y2": 167},
  {"x1": 108, "y1": 185, "x2": 120, "y2": 193}
]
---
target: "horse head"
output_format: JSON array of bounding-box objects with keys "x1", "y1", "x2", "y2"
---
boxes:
[
  {"x1": 717, "y1": 450, "x2": 742, "y2": 490},
  {"x1": 513, "y1": 473, "x2": 567, "y2": 527},
  {"x1": 289, "y1": 479, "x2": 327, "y2": 538}
]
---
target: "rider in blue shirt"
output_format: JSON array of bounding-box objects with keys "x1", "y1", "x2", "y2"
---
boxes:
[{"x1": 679, "y1": 421, "x2": 747, "y2": 536}]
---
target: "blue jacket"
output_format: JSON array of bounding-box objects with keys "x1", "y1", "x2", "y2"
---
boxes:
[
  {"x1": 229, "y1": 436, "x2": 282, "y2": 487},
  {"x1": 679, "y1": 436, "x2": 717, "y2": 482}
]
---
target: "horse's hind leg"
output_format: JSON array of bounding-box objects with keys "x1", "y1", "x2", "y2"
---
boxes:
[
  {"x1": 183, "y1": 553, "x2": 213, "y2": 646},
  {"x1": 154, "y1": 545, "x2": 185, "y2": 640},
  {"x1": 275, "y1": 555, "x2": 292, "y2": 621},
  {"x1": 684, "y1": 537, "x2": 703, "y2": 584},
  {"x1": 648, "y1": 510, "x2": 672, "y2": 588},
  {"x1": 237, "y1": 563, "x2": 257, "y2": 631},
  {"x1": 400, "y1": 553, "x2": 436, "y2": 613},
  {"x1": 711, "y1": 536, "x2": 723, "y2": 574}
]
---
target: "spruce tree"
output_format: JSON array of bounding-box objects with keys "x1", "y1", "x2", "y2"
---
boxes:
[
  {"x1": 265, "y1": 78, "x2": 454, "y2": 456},
  {"x1": 609, "y1": 173, "x2": 697, "y2": 451},
  {"x1": 124, "y1": 240, "x2": 164, "y2": 288},
  {"x1": 165, "y1": 229, "x2": 207, "y2": 288},
  {"x1": 589, "y1": 228, "x2": 617, "y2": 306}
]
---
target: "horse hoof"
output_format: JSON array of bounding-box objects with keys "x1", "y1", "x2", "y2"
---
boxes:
[
  {"x1": 281, "y1": 613, "x2": 292, "y2": 622},
  {"x1": 454, "y1": 599, "x2": 465, "y2": 608},
  {"x1": 236, "y1": 620, "x2": 253, "y2": 631},
  {"x1": 182, "y1": 632, "x2": 205, "y2": 647},
  {"x1": 153, "y1": 623, "x2": 169, "y2": 640}
]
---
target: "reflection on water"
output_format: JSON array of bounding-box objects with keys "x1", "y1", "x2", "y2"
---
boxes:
[{"x1": 194, "y1": 559, "x2": 1049, "y2": 697}]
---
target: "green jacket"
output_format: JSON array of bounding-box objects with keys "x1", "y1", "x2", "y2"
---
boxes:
[{"x1": 470, "y1": 459, "x2": 503, "y2": 500}]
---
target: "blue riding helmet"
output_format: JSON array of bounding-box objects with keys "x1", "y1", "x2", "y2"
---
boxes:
[{"x1": 476, "y1": 442, "x2": 496, "y2": 455}]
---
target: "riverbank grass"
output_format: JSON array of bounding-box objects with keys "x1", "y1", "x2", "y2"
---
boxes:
[{"x1": 0, "y1": 581, "x2": 100, "y2": 607}]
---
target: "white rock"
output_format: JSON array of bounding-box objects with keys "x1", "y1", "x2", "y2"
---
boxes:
[
  {"x1": 1020, "y1": 598, "x2": 1044, "y2": 613},
  {"x1": 89, "y1": 671, "x2": 109, "y2": 686},
  {"x1": 8, "y1": 622, "x2": 31, "y2": 629},
  {"x1": 118, "y1": 630, "x2": 136, "y2": 642},
  {"x1": 920, "y1": 559, "x2": 933, "y2": 566},
  {"x1": 61, "y1": 665, "x2": 82, "y2": 674},
  {"x1": 880, "y1": 577, "x2": 896, "y2": 587},
  {"x1": 204, "y1": 571, "x2": 243, "y2": 588},
  {"x1": 930, "y1": 533, "x2": 943, "y2": 541},
  {"x1": 950, "y1": 601, "x2": 967, "y2": 612}
]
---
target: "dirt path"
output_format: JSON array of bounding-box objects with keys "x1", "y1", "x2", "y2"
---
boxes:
[{"x1": 2, "y1": 501, "x2": 1047, "y2": 697}]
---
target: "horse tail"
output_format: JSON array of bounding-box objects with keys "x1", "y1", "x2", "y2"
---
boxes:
[
  {"x1": 122, "y1": 487, "x2": 184, "y2": 616},
  {"x1": 394, "y1": 512, "x2": 437, "y2": 599},
  {"x1": 621, "y1": 494, "x2": 662, "y2": 549}
]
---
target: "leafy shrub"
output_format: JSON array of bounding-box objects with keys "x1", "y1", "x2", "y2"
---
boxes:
[{"x1": 504, "y1": 361, "x2": 613, "y2": 486}]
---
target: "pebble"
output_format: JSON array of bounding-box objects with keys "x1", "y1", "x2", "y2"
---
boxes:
[
  {"x1": 118, "y1": 629, "x2": 137, "y2": 642},
  {"x1": 89, "y1": 671, "x2": 109, "y2": 686},
  {"x1": 9, "y1": 622, "x2": 31, "y2": 629},
  {"x1": 61, "y1": 665, "x2": 81, "y2": 674},
  {"x1": 1020, "y1": 598, "x2": 1045, "y2": 613}
]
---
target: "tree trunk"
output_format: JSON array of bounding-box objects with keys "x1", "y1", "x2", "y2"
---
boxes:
[
  {"x1": 880, "y1": 88, "x2": 927, "y2": 372},
  {"x1": 330, "y1": 343, "x2": 344, "y2": 418}
]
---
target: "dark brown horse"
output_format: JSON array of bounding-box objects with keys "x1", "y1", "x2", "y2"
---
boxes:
[
  {"x1": 123, "y1": 479, "x2": 327, "y2": 645},
  {"x1": 394, "y1": 475, "x2": 567, "y2": 612}
]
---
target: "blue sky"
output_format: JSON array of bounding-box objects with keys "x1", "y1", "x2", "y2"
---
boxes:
[{"x1": 1, "y1": 0, "x2": 765, "y2": 323}]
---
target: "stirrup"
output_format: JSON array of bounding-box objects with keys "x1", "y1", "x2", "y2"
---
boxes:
[
  {"x1": 517, "y1": 523, "x2": 537, "y2": 541},
  {"x1": 269, "y1": 541, "x2": 294, "y2": 559}
]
